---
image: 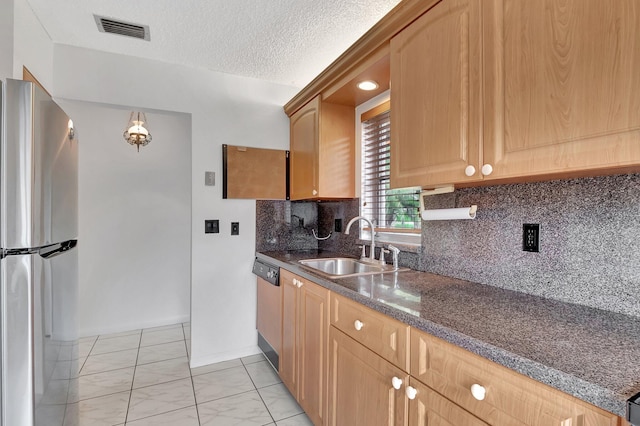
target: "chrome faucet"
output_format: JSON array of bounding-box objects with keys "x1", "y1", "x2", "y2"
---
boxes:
[
  {"x1": 387, "y1": 245, "x2": 400, "y2": 269},
  {"x1": 344, "y1": 216, "x2": 376, "y2": 263}
]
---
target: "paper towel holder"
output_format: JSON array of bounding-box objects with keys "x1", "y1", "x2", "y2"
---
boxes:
[
  {"x1": 418, "y1": 185, "x2": 477, "y2": 221},
  {"x1": 419, "y1": 185, "x2": 455, "y2": 213},
  {"x1": 422, "y1": 205, "x2": 477, "y2": 221}
]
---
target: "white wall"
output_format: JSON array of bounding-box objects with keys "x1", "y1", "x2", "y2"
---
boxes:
[
  {"x1": 0, "y1": 0, "x2": 14, "y2": 78},
  {"x1": 2, "y1": 0, "x2": 54, "y2": 84},
  {"x1": 56, "y1": 100, "x2": 192, "y2": 336},
  {"x1": 53, "y1": 45, "x2": 298, "y2": 366},
  {"x1": 12, "y1": 0, "x2": 54, "y2": 88}
]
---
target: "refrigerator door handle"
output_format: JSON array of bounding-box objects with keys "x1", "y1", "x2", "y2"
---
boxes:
[{"x1": 38, "y1": 240, "x2": 77, "y2": 259}]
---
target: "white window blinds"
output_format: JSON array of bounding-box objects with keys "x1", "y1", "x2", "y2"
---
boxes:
[{"x1": 361, "y1": 106, "x2": 421, "y2": 233}]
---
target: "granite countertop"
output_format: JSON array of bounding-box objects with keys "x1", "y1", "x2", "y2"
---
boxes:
[{"x1": 257, "y1": 249, "x2": 640, "y2": 417}]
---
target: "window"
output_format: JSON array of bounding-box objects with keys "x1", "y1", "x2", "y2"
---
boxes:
[{"x1": 360, "y1": 100, "x2": 421, "y2": 245}]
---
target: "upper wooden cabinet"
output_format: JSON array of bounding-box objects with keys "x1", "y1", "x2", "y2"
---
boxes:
[
  {"x1": 390, "y1": 0, "x2": 482, "y2": 189},
  {"x1": 391, "y1": 0, "x2": 640, "y2": 188},
  {"x1": 289, "y1": 95, "x2": 355, "y2": 200},
  {"x1": 483, "y1": 0, "x2": 640, "y2": 181}
]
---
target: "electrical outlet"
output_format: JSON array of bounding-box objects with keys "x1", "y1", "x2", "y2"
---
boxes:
[
  {"x1": 334, "y1": 218, "x2": 342, "y2": 233},
  {"x1": 205, "y1": 220, "x2": 219, "y2": 234},
  {"x1": 523, "y1": 224, "x2": 540, "y2": 252},
  {"x1": 231, "y1": 222, "x2": 239, "y2": 235}
]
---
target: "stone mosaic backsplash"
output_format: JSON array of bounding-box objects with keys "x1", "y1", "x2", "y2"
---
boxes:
[
  {"x1": 255, "y1": 200, "x2": 318, "y2": 252},
  {"x1": 256, "y1": 173, "x2": 640, "y2": 318},
  {"x1": 421, "y1": 173, "x2": 640, "y2": 317}
]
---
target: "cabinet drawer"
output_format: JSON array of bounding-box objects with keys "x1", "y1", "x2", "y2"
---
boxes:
[
  {"x1": 411, "y1": 328, "x2": 620, "y2": 426},
  {"x1": 408, "y1": 377, "x2": 488, "y2": 426},
  {"x1": 331, "y1": 293, "x2": 409, "y2": 371}
]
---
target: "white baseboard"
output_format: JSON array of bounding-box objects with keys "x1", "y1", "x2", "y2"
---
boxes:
[
  {"x1": 189, "y1": 344, "x2": 261, "y2": 369},
  {"x1": 78, "y1": 314, "x2": 190, "y2": 338}
]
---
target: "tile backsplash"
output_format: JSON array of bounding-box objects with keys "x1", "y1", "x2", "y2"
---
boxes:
[
  {"x1": 256, "y1": 200, "x2": 318, "y2": 252},
  {"x1": 256, "y1": 173, "x2": 640, "y2": 318}
]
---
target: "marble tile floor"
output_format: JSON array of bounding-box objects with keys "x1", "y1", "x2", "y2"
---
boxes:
[{"x1": 67, "y1": 323, "x2": 313, "y2": 425}]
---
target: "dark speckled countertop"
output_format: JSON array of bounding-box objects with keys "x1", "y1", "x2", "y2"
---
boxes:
[{"x1": 257, "y1": 249, "x2": 640, "y2": 417}]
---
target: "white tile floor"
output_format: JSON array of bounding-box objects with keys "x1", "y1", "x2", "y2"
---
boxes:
[{"x1": 69, "y1": 323, "x2": 312, "y2": 425}]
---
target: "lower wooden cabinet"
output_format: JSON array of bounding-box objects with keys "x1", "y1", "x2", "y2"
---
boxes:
[
  {"x1": 407, "y1": 377, "x2": 488, "y2": 426},
  {"x1": 328, "y1": 326, "x2": 409, "y2": 426},
  {"x1": 278, "y1": 267, "x2": 624, "y2": 426},
  {"x1": 410, "y1": 328, "x2": 621, "y2": 426},
  {"x1": 330, "y1": 293, "x2": 409, "y2": 371},
  {"x1": 280, "y1": 270, "x2": 298, "y2": 396},
  {"x1": 280, "y1": 269, "x2": 329, "y2": 426}
]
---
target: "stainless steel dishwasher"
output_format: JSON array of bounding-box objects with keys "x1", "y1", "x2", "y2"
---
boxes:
[
  {"x1": 629, "y1": 393, "x2": 640, "y2": 425},
  {"x1": 252, "y1": 258, "x2": 281, "y2": 371}
]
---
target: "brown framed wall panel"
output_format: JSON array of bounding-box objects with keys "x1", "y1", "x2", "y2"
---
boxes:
[{"x1": 222, "y1": 144, "x2": 289, "y2": 200}]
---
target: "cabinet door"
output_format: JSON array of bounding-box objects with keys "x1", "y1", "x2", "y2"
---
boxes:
[
  {"x1": 483, "y1": 0, "x2": 640, "y2": 181},
  {"x1": 297, "y1": 280, "x2": 330, "y2": 426},
  {"x1": 317, "y1": 102, "x2": 356, "y2": 199},
  {"x1": 390, "y1": 0, "x2": 482, "y2": 188},
  {"x1": 290, "y1": 96, "x2": 320, "y2": 200},
  {"x1": 279, "y1": 269, "x2": 299, "y2": 396},
  {"x1": 408, "y1": 378, "x2": 488, "y2": 426},
  {"x1": 328, "y1": 327, "x2": 408, "y2": 426}
]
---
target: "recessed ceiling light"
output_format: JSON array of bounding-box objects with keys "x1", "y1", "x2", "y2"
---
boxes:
[{"x1": 357, "y1": 80, "x2": 379, "y2": 91}]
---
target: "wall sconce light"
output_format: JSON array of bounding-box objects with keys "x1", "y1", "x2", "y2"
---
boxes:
[
  {"x1": 123, "y1": 111, "x2": 152, "y2": 151},
  {"x1": 68, "y1": 119, "x2": 75, "y2": 140}
]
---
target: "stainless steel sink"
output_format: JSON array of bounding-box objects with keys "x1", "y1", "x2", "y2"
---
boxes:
[{"x1": 298, "y1": 257, "x2": 404, "y2": 279}]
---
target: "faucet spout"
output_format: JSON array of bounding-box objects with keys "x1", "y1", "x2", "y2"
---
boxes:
[{"x1": 344, "y1": 215, "x2": 376, "y2": 262}]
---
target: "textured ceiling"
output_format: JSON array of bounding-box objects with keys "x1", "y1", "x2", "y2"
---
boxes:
[{"x1": 27, "y1": 0, "x2": 402, "y2": 88}]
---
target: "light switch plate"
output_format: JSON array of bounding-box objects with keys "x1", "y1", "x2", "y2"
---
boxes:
[
  {"x1": 205, "y1": 171, "x2": 215, "y2": 186},
  {"x1": 205, "y1": 220, "x2": 219, "y2": 234}
]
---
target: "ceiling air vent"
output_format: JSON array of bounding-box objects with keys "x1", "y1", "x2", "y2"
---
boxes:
[{"x1": 94, "y1": 15, "x2": 150, "y2": 41}]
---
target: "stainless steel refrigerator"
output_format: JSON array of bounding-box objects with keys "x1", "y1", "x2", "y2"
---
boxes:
[{"x1": 0, "y1": 79, "x2": 79, "y2": 426}]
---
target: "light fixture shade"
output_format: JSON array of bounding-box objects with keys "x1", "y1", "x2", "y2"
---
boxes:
[
  {"x1": 68, "y1": 119, "x2": 75, "y2": 140},
  {"x1": 123, "y1": 111, "x2": 152, "y2": 151}
]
